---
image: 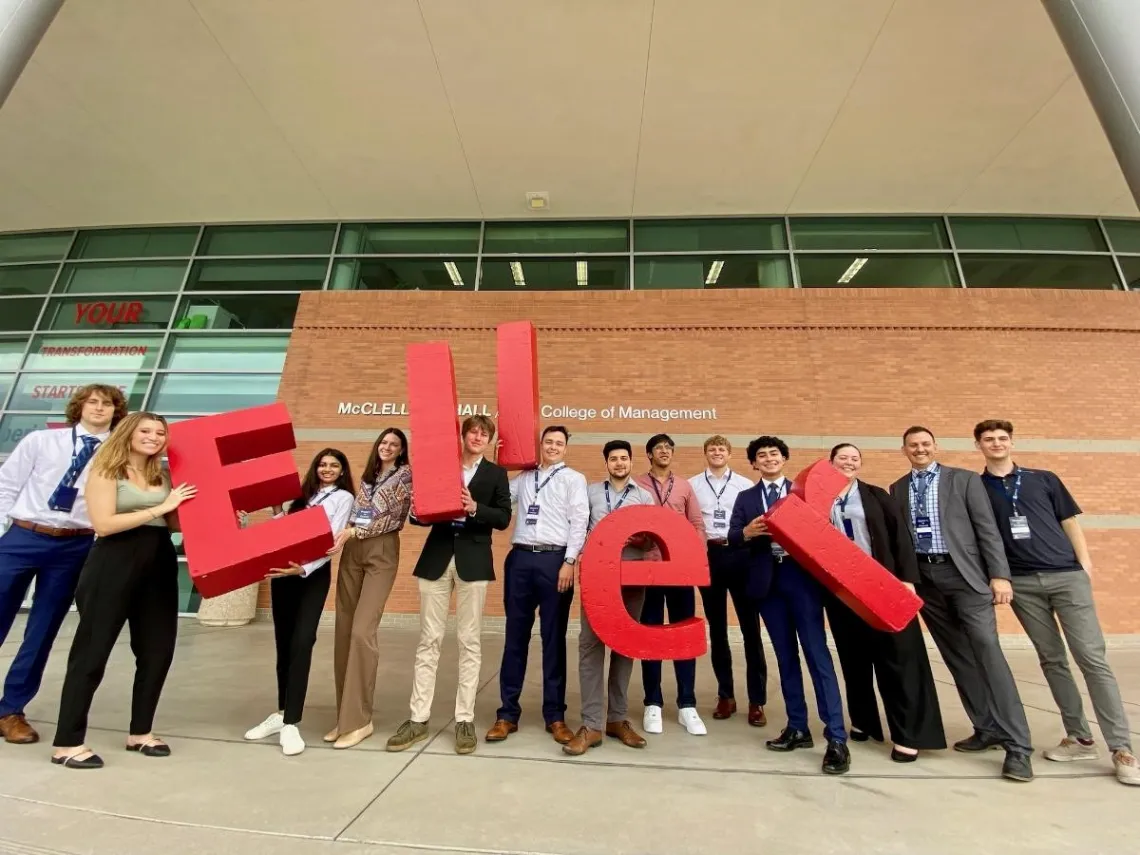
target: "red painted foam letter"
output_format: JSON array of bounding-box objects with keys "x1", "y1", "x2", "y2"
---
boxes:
[
  {"x1": 406, "y1": 341, "x2": 464, "y2": 522},
  {"x1": 167, "y1": 403, "x2": 333, "y2": 598},
  {"x1": 495, "y1": 321, "x2": 539, "y2": 470},
  {"x1": 579, "y1": 505, "x2": 709, "y2": 660},
  {"x1": 763, "y1": 460, "x2": 922, "y2": 632}
]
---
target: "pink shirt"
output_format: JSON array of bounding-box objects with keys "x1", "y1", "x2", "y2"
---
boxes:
[{"x1": 636, "y1": 472, "x2": 707, "y2": 560}]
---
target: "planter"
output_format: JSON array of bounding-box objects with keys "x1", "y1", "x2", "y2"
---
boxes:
[{"x1": 196, "y1": 582, "x2": 260, "y2": 627}]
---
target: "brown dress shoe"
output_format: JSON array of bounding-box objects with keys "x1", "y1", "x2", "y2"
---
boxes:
[
  {"x1": 0, "y1": 713, "x2": 39, "y2": 744},
  {"x1": 713, "y1": 698, "x2": 737, "y2": 720},
  {"x1": 748, "y1": 705, "x2": 767, "y2": 728},
  {"x1": 563, "y1": 726, "x2": 604, "y2": 756},
  {"x1": 546, "y1": 721, "x2": 574, "y2": 745},
  {"x1": 605, "y1": 720, "x2": 647, "y2": 748},
  {"x1": 485, "y1": 719, "x2": 518, "y2": 742}
]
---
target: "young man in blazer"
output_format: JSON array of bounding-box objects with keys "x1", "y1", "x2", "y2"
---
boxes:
[
  {"x1": 889, "y1": 425, "x2": 1033, "y2": 782},
  {"x1": 728, "y1": 436, "x2": 849, "y2": 775},
  {"x1": 386, "y1": 415, "x2": 511, "y2": 756}
]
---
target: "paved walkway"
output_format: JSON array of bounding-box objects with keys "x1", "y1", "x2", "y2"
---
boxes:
[{"x1": 0, "y1": 615, "x2": 1137, "y2": 855}]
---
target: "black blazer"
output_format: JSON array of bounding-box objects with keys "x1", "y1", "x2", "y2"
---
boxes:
[{"x1": 411, "y1": 459, "x2": 512, "y2": 583}]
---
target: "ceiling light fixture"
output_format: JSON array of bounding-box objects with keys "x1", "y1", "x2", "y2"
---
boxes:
[
  {"x1": 510, "y1": 261, "x2": 526, "y2": 287},
  {"x1": 837, "y1": 257, "x2": 868, "y2": 284},
  {"x1": 705, "y1": 259, "x2": 725, "y2": 286},
  {"x1": 576, "y1": 260, "x2": 588, "y2": 288},
  {"x1": 526, "y1": 191, "x2": 549, "y2": 212},
  {"x1": 443, "y1": 261, "x2": 465, "y2": 288}
]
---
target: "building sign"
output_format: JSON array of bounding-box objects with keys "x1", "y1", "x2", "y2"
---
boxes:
[
  {"x1": 335, "y1": 401, "x2": 718, "y2": 421},
  {"x1": 74, "y1": 300, "x2": 145, "y2": 325}
]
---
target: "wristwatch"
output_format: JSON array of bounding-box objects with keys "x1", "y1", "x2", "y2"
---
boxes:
[{"x1": 564, "y1": 557, "x2": 577, "y2": 566}]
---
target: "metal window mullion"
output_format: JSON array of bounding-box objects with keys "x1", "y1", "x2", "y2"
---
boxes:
[
  {"x1": 944, "y1": 215, "x2": 968, "y2": 288},
  {"x1": 144, "y1": 228, "x2": 203, "y2": 410},
  {"x1": 474, "y1": 221, "x2": 486, "y2": 291},
  {"x1": 785, "y1": 216, "x2": 800, "y2": 288},
  {"x1": 322, "y1": 223, "x2": 342, "y2": 290},
  {"x1": 1097, "y1": 217, "x2": 1130, "y2": 290}
]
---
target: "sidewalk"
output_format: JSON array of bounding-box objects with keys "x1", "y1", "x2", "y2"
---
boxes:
[{"x1": 1, "y1": 614, "x2": 1137, "y2": 855}]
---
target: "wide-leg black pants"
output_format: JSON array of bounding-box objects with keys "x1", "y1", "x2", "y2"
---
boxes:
[{"x1": 271, "y1": 562, "x2": 331, "y2": 725}]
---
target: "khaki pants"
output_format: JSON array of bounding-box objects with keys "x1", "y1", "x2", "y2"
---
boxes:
[
  {"x1": 409, "y1": 561, "x2": 488, "y2": 724},
  {"x1": 334, "y1": 533, "x2": 399, "y2": 733}
]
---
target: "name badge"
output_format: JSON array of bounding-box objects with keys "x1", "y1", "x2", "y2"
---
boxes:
[
  {"x1": 713, "y1": 521, "x2": 727, "y2": 530},
  {"x1": 841, "y1": 516, "x2": 855, "y2": 540},
  {"x1": 353, "y1": 508, "x2": 376, "y2": 527},
  {"x1": 48, "y1": 485, "x2": 79, "y2": 513},
  {"x1": 525, "y1": 504, "x2": 540, "y2": 527},
  {"x1": 914, "y1": 514, "x2": 933, "y2": 547},
  {"x1": 713, "y1": 509, "x2": 726, "y2": 521},
  {"x1": 1009, "y1": 515, "x2": 1031, "y2": 540},
  {"x1": 771, "y1": 542, "x2": 787, "y2": 558}
]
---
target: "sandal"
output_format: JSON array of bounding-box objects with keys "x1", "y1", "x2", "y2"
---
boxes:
[
  {"x1": 126, "y1": 737, "x2": 171, "y2": 757},
  {"x1": 51, "y1": 750, "x2": 104, "y2": 769}
]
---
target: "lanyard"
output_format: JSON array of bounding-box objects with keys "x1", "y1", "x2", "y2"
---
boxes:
[
  {"x1": 1001, "y1": 469, "x2": 1022, "y2": 514},
  {"x1": 604, "y1": 481, "x2": 633, "y2": 513},
  {"x1": 534, "y1": 464, "x2": 564, "y2": 497},
  {"x1": 911, "y1": 468, "x2": 935, "y2": 513},
  {"x1": 648, "y1": 472, "x2": 674, "y2": 506},
  {"x1": 311, "y1": 489, "x2": 336, "y2": 507},
  {"x1": 835, "y1": 486, "x2": 853, "y2": 516},
  {"x1": 703, "y1": 470, "x2": 732, "y2": 508},
  {"x1": 761, "y1": 480, "x2": 785, "y2": 513}
]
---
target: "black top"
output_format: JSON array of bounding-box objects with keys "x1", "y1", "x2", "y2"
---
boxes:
[{"x1": 980, "y1": 465, "x2": 1082, "y2": 575}]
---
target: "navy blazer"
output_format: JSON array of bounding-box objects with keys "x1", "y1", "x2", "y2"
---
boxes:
[{"x1": 727, "y1": 482, "x2": 779, "y2": 600}]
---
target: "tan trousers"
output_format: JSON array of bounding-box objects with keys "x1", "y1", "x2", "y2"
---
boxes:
[
  {"x1": 334, "y1": 532, "x2": 399, "y2": 733},
  {"x1": 409, "y1": 561, "x2": 488, "y2": 724}
]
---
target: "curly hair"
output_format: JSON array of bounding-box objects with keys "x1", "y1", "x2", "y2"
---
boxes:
[
  {"x1": 65, "y1": 384, "x2": 128, "y2": 428},
  {"x1": 89, "y1": 412, "x2": 169, "y2": 486}
]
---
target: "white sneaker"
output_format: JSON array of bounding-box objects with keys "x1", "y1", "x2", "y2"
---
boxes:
[
  {"x1": 1043, "y1": 737, "x2": 1098, "y2": 762},
  {"x1": 280, "y1": 724, "x2": 305, "y2": 756},
  {"x1": 678, "y1": 708, "x2": 707, "y2": 736},
  {"x1": 244, "y1": 712, "x2": 284, "y2": 741},
  {"x1": 643, "y1": 705, "x2": 663, "y2": 734}
]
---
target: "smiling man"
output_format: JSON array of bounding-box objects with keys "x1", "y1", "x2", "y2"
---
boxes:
[{"x1": 890, "y1": 425, "x2": 1033, "y2": 783}]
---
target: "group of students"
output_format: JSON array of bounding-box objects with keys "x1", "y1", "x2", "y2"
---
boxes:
[{"x1": 0, "y1": 385, "x2": 1135, "y2": 787}]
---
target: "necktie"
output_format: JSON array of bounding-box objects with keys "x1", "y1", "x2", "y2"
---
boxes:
[
  {"x1": 766, "y1": 483, "x2": 780, "y2": 508},
  {"x1": 48, "y1": 435, "x2": 101, "y2": 511}
]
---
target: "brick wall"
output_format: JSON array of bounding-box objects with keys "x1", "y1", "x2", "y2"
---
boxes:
[{"x1": 273, "y1": 288, "x2": 1140, "y2": 633}]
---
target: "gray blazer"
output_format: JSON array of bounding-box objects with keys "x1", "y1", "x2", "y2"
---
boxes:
[{"x1": 889, "y1": 464, "x2": 1010, "y2": 595}]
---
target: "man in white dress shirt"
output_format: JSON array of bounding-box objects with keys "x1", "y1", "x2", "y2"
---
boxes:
[
  {"x1": 689, "y1": 435, "x2": 768, "y2": 727},
  {"x1": 0, "y1": 384, "x2": 126, "y2": 744},
  {"x1": 486, "y1": 426, "x2": 589, "y2": 746}
]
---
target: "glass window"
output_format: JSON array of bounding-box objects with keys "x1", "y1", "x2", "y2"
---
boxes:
[
  {"x1": 160, "y1": 334, "x2": 289, "y2": 371},
  {"x1": 634, "y1": 218, "x2": 786, "y2": 252},
  {"x1": 338, "y1": 223, "x2": 480, "y2": 255},
  {"x1": 0, "y1": 231, "x2": 72, "y2": 262},
  {"x1": 635, "y1": 255, "x2": 792, "y2": 289},
  {"x1": 0, "y1": 373, "x2": 11, "y2": 408},
  {"x1": 0, "y1": 337, "x2": 26, "y2": 371},
  {"x1": 7, "y1": 372, "x2": 149, "y2": 412},
  {"x1": 0, "y1": 413, "x2": 59, "y2": 455},
  {"x1": 329, "y1": 258, "x2": 476, "y2": 291},
  {"x1": 69, "y1": 227, "x2": 199, "y2": 259},
  {"x1": 148, "y1": 373, "x2": 281, "y2": 413},
  {"x1": 0, "y1": 297, "x2": 46, "y2": 331},
  {"x1": 198, "y1": 224, "x2": 335, "y2": 256},
  {"x1": 23, "y1": 334, "x2": 164, "y2": 371},
  {"x1": 56, "y1": 261, "x2": 187, "y2": 294},
  {"x1": 187, "y1": 259, "x2": 326, "y2": 292},
  {"x1": 482, "y1": 221, "x2": 628, "y2": 254},
  {"x1": 1114, "y1": 256, "x2": 1140, "y2": 291},
  {"x1": 0, "y1": 264, "x2": 57, "y2": 296},
  {"x1": 797, "y1": 254, "x2": 959, "y2": 288},
  {"x1": 950, "y1": 217, "x2": 1106, "y2": 252},
  {"x1": 1104, "y1": 220, "x2": 1140, "y2": 254},
  {"x1": 177, "y1": 562, "x2": 201, "y2": 614},
  {"x1": 174, "y1": 294, "x2": 299, "y2": 330},
  {"x1": 790, "y1": 217, "x2": 948, "y2": 251},
  {"x1": 41, "y1": 296, "x2": 177, "y2": 331},
  {"x1": 959, "y1": 254, "x2": 1120, "y2": 289},
  {"x1": 479, "y1": 257, "x2": 629, "y2": 291}
]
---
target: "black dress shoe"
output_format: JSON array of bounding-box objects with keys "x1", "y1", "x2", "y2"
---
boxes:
[
  {"x1": 850, "y1": 729, "x2": 870, "y2": 742},
  {"x1": 891, "y1": 748, "x2": 919, "y2": 763},
  {"x1": 953, "y1": 732, "x2": 1003, "y2": 753},
  {"x1": 766, "y1": 727, "x2": 814, "y2": 752},
  {"x1": 126, "y1": 740, "x2": 171, "y2": 758},
  {"x1": 822, "y1": 740, "x2": 851, "y2": 775},
  {"x1": 1001, "y1": 751, "x2": 1034, "y2": 782},
  {"x1": 51, "y1": 753, "x2": 104, "y2": 769}
]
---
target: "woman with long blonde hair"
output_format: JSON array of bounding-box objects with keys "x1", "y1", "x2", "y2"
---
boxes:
[{"x1": 50, "y1": 412, "x2": 196, "y2": 769}]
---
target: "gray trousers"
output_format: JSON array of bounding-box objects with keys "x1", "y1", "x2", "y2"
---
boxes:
[
  {"x1": 1010, "y1": 570, "x2": 1132, "y2": 751},
  {"x1": 578, "y1": 586, "x2": 646, "y2": 731},
  {"x1": 917, "y1": 559, "x2": 1033, "y2": 755}
]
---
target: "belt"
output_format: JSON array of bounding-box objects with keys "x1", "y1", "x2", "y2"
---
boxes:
[
  {"x1": 917, "y1": 553, "x2": 952, "y2": 564},
  {"x1": 11, "y1": 519, "x2": 94, "y2": 538},
  {"x1": 772, "y1": 552, "x2": 787, "y2": 564},
  {"x1": 514, "y1": 543, "x2": 566, "y2": 553},
  {"x1": 707, "y1": 539, "x2": 730, "y2": 547}
]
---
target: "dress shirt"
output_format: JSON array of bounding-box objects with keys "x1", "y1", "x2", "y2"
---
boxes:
[
  {"x1": 510, "y1": 463, "x2": 590, "y2": 560},
  {"x1": 635, "y1": 472, "x2": 706, "y2": 540},
  {"x1": 0, "y1": 425, "x2": 111, "y2": 530},
  {"x1": 908, "y1": 463, "x2": 946, "y2": 554},
  {"x1": 688, "y1": 468, "x2": 754, "y2": 540},
  {"x1": 274, "y1": 486, "x2": 354, "y2": 577},
  {"x1": 831, "y1": 482, "x2": 873, "y2": 558},
  {"x1": 449, "y1": 456, "x2": 484, "y2": 523},
  {"x1": 586, "y1": 479, "x2": 656, "y2": 559}
]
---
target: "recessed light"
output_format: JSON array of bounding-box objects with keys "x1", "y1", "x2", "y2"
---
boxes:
[
  {"x1": 837, "y1": 257, "x2": 868, "y2": 284},
  {"x1": 576, "y1": 260, "x2": 588, "y2": 288},
  {"x1": 526, "y1": 191, "x2": 549, "y2": 211},
  {"x1": 705, "y1": 260, "x2": 724, "y2": 286},
  {"x1": 510, "y1": 261, "x2": 527, "y2": 287}
]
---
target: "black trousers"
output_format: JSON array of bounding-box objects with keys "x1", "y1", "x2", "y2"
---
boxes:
[
  {"x1": 699, "y1": 543, "x2": 768, "y2": 705},
  {"x1": 271, "y1": 562, "x2": 331, "y2": 724},
  {"x1": 54, "y1": 527, "x2": 178, "y2": 748}
]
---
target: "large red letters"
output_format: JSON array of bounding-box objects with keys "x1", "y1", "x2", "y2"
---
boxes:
[
  {"x1": 405, "y1": 342, "x2": 464, "y2": 523},
  {"x1": 167, "y1": 403, "x2": 333, "y2": 598},
  {"x1": 578, "y1": 505, "x2": 709, "y2": 660},
  {"x1": 764, "y1": 460, "x2": 923, "y2": 632},
  {"x1": 494, "y1": 321, "x2": 540, "y2": 470}
]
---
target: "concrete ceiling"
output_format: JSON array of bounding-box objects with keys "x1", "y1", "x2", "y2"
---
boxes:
[{"x1": 0, "y1": 0, "x2": 1135, "y2": 232}]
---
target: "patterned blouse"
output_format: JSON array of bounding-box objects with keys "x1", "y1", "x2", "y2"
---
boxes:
[{"x1": 349, "y1": 464, "x2": 413, "y2": 538}]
